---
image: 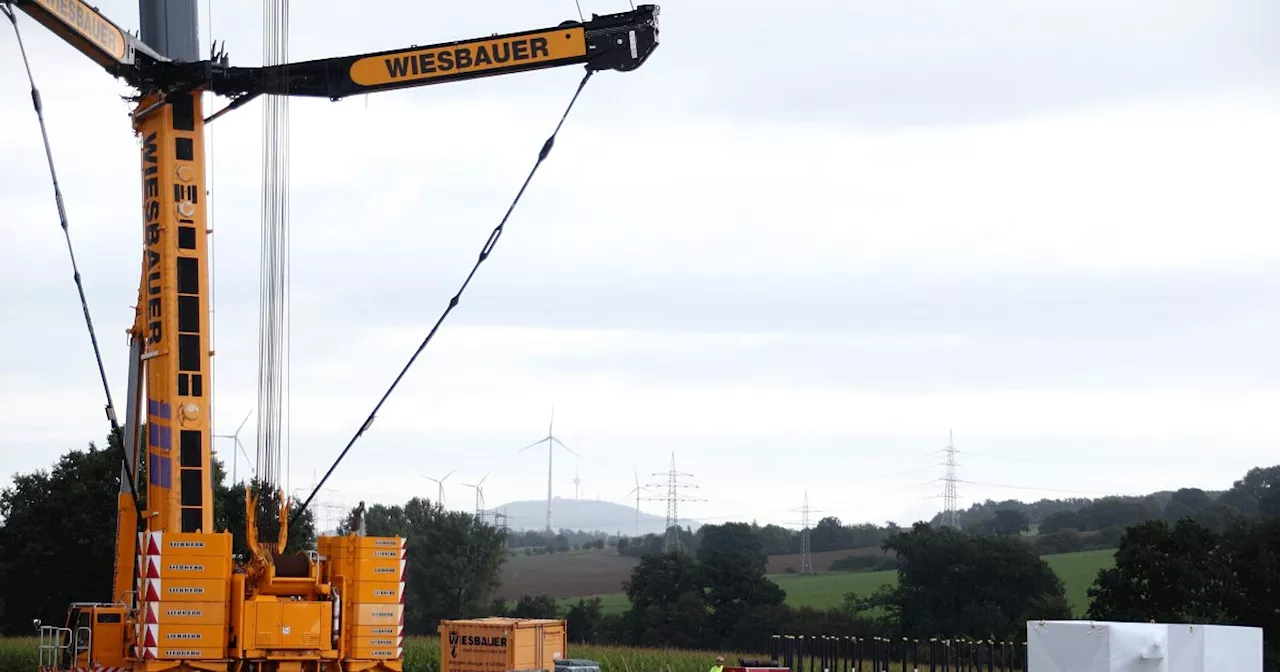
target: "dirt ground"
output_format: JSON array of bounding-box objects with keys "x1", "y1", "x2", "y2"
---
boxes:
[
  {"x1": 497, "y1": 549, "x2": 642, "y2": 599},
  {"x1": 497, "y1": 546, "x2": 890, "y2": 599}
]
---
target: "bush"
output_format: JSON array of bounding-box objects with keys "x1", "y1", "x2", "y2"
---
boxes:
[
  {"x1": 829, "y1": 553, "x2": 898, "y2": 573},
  {"x1": 1036, "y1": 528, "x2": 1084, "y2": 555},
  {"x1": 1091, "y1": 525, "x2": 1125, "y2": 548}
]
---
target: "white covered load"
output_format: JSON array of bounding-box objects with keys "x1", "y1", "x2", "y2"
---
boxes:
[{"x1": 1026, "y1": 620, "x2": 1263, "y2": 672}]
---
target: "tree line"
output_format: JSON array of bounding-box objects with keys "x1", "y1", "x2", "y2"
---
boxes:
[
  {"x1": 929, "y1": 470, "x2": 1278, "y2": 534},
  {"x1": 499, "y1": 520, "x2": 1076, "y2": 652},
  {"x1": 617, "y1": 519, "x2": 901, "y2": 560}
]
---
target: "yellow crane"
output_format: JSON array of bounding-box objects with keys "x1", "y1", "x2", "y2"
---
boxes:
[{"x1": 3, "y1": 2, "x2": 660, "y2": 672}]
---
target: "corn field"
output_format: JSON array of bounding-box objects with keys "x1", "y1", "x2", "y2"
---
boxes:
[
  {"x1": 0, "y1": 635, "x2": 1027, "y2": 672},
  {"x1": 0, "y1": 637, "x2": 753, "y2": 672}
]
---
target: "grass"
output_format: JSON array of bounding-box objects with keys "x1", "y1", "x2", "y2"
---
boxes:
[
  {"x1": 557, "y1": 548, "x2": 1117, "y2": 618},
  {"x1": 1042, "y1": 548, "x2": 1116, "y2": 615},
  {"x1": 0, "y1": 637, "x2": 36, "y2": 672},
  {"x1": 0, "y1": 636, "x2": 760, "y2": 672}
]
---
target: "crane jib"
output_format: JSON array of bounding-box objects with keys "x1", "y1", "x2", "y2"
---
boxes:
[
  {"x1": 30, "y1": 0, "x2": 126, "y2": 62},
  {"x1": 348, "y1": 28, "x2": 587, "y2": 87}
]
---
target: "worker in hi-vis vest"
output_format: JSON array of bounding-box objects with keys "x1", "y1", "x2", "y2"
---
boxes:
[{"x1": 711, "y1": 656, "x2": 725, "y2": 672}]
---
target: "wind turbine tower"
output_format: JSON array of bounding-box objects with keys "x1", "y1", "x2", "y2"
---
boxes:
[
  {"x1": 519, "y1": 406, "x2": 577, "y2": 532},
  {"x1": 463, "y1": 471, "x2": 491, "y2": 522},
  {"x1": 624, "y1": 469, "x2": 652, "y2": 537},
  {"x1": 573, "y1": 466, "x2": 581, "y2": 500},
  {"x1": 213, "y1": 410, "x2": 254, "y2": 484},
  {"x1": 423, "y1": 469, "x2": 455, "y2": 508}
]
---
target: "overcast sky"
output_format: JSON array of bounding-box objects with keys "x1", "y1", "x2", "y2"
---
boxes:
[{"x1": 2, "y1": 0, "x2": 1278, "y2": 533}]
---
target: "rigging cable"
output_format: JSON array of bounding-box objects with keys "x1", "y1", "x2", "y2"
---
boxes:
[
  {"x1": 290, "y1": 68, "x2": 596, "y2": 530},
  {"x1": 3, "y1": 5, "x2": 143, "y2": 517},
  {"x1": 256, "y1": 0, "x2": 291, "y2": 495}
]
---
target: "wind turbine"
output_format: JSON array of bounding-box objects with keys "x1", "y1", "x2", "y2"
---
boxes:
[
  {"x1": 214, "y1": 410, "x2": 254, "y2": 484},
  {"x1": 519, "y1": 406, "x2": 577, "y2": 533},
  {"x1": 462, "y1": 471, "x2": 492, "y2": 521},
  {"x1": 624, "y1": 468, "x2": 652, "y2": 537},
  {"x1": 423, "y1": 469, "x2": 455, "y2": 508},
  {"x1": 460, "y1": 468, "x2": 488, "y2": 522}
]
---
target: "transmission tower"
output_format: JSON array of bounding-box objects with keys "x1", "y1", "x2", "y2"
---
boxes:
[
  {"x1": 643, "y1": 452, "x2": 703, "y2": 553},
  {"x1": 488, "y1": 509, "x2": 509, "y2": 545},
  {"x1": 789, "y1": 491, "x2": 822, "y2": 574},
  {"x1": 942, "y1": 429, "x2": 961, "y2": 527}
]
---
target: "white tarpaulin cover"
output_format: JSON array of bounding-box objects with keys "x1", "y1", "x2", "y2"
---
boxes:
[{"x1": 1026, "y1": 620, "x2": 1263, "y2": 672}]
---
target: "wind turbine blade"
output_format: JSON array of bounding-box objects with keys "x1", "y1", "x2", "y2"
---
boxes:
[
  {"x1": 479, "y1": 471, "x2": 491, "y2": 486},
  {"x1": 552, "y1": 436, "x2": 577, "y2": 457},
  {"x1": 519, "y1": 438, "x2": 549, "y2": 452},
  {"x1": 234, "y1": 410, "x2": 252, "y2": 436},
  {"x1": 442, "y1": 469, "x2": 456, "y2": 482}
]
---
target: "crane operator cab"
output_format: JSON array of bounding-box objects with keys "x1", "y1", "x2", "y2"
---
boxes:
[{"x1": 36, "y1": 603, "x2": 129, "y2": 672}]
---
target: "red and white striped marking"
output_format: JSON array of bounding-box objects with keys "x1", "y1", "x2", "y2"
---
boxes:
[
  {"x1": 134, "y1": 530, "x2": 163, "y2": 659},
  {"x1": 144, "y1": 577, "x2": 163, "y2": 602},
  {"x1": 399, "y1": 538, "x2": 407, "y2": 655},
  {"x1": 399, "y1": 538, "x2": 407, "y2": 604}
]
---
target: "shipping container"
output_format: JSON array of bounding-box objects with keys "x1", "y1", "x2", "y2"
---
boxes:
[{"x1": 438, "y1": 618, "x2": 567, "y2": 672}]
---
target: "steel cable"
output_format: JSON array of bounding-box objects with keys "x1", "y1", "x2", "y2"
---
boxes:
[
  {"x1": 291, "y1": 69, "x2": 596, "y2": 529},
  {"x1": 3, "y1": 5, "x2": 143, "y2": 517}
]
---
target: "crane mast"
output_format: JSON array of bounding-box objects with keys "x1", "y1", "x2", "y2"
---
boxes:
[{"x1": 7, "y1": 1, "x2": 660, "y2": 672}]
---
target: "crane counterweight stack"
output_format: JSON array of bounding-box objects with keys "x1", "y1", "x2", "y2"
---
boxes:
[{"x1": 8, "y1": 1, "x2": 661, "y2": 672}]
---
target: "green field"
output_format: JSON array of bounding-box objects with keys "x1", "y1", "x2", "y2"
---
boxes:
[
  {"x1": 559, "y1": 548, "x2": 1117, "y2": 617},
  {"x1": 0, "y1": 636, "x2": 762, "y2": 672}
]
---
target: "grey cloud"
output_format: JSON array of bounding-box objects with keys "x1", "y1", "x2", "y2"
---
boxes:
[
  {"x1": 280, "y1": 265, "x2": 1280, "y2": 392},
  {"x1": 661, "y1": 0, "x2": 1280, "y2": 127}
]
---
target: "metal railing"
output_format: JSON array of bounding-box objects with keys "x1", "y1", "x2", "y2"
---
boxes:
[
  {"x1": 769, "y1": 634, "x2": 1030, "y2": 672},
  {"x1": 74, "y1": 625, "x2": 92, "y2": 667},
  {"x1": 38, "y1": 625, "x2": 72, "y2": 671}
]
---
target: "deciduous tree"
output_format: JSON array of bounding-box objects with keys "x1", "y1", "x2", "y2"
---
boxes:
[{"x1": 865, "y1": 522, "x2": 1069, "y2": 640}]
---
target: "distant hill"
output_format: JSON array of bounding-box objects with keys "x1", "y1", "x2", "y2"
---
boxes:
[{"x1": 489, "y1": 497, "x2": 698, "y2": 536}]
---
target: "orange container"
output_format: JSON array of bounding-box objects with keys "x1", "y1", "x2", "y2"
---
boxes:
[{"x1": 437, "y1": 618, "x2": 566, "y2": 672}]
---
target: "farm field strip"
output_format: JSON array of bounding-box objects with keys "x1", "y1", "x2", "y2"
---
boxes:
[{"x1": 553, "y1": 549, "x2": 1117, "y2": 617}]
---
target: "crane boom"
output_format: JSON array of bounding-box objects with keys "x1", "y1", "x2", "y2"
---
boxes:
[
  {"x1": 7, "y1": 2, "x2": 660, "y2": 672},
  {"x1": 10, "y1": 0, "x2": 167, "y2": 70},
  {"x1": 202, "y1": 6, "x2": 659, "y2": 100}
]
